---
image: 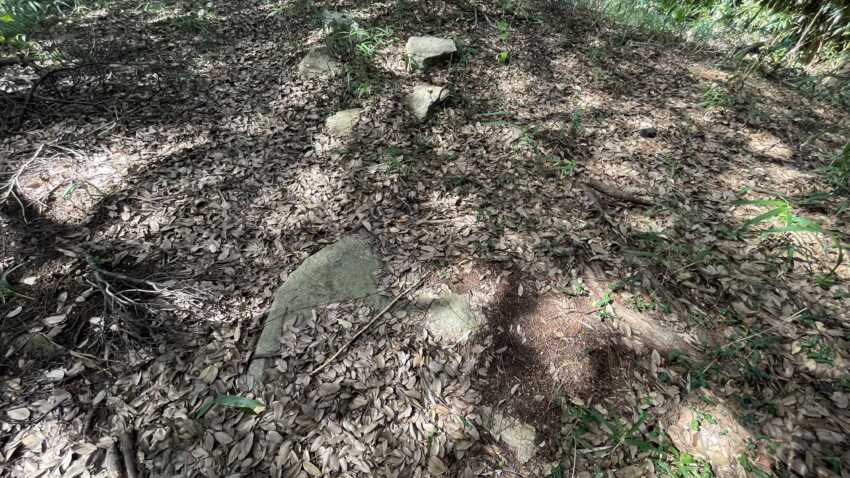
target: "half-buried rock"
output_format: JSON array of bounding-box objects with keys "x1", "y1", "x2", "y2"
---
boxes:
[
  {"x1": 491, "y1": 412, "x2": 539, "y2": 465},
  {"x1": 405, "y1": 36, "x2": 457, "y2": 70},
  {"x1": 322, "y1": 10, "x2": 360, "y2": 35},
  {"x1": 298, "y1": 46, "x2": 342, "y2": 79},
  {"x1": 325, "y1": 108, "x2": 363, "y2": 137},
  {"x1": 425, "y1": 292, "x2": 481, "y2": 343},
  {"x1": 666, "y1": 390, "x2": 757, "y2": 478},
  {"x1": 246, "y1": 235, "x2": 383, "y2": 388},
  {"x1": 405, "y1": 84, "x2": 449, "y2": 121}
]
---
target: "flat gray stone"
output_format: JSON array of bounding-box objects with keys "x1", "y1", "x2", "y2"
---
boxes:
[
  {"x1": 247, "y1": 235, "x2": 382, "y2": 387},
  {"x1": 425, "y1": 292, "x2": 480, "y2": 342},
  {"x1": 492, "y1": 412, "x2": 538, "y2": 464},
  {"x1": 298, "y1": 47, "x2": 342, "y2": 79},
  {"x1": 405, "y1": 36, "x2": 456, "y2": 70},
  {"x1": 404, "y1": 84, "x2": 449, "y2": 121},
  {"x1": 325, "y1": 108, "x2": 363, "y2": 137}
]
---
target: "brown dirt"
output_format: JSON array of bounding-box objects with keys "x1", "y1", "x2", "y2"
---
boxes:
[{"x1": 468, "y1": 267, "x2": 633, "y2": 463}]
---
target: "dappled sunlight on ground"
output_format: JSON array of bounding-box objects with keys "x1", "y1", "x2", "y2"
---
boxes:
[
  {"x1": 3, "y1": 0, "x2": 850, "y2": 476},
  {"x1": 687, "y1": 63, "x2": 729, "y2": 82},
  {"x1": 745, "y1": 129, "x2": 795, "y2": 162}
]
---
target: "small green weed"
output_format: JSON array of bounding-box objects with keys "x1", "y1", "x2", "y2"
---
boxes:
[
  {"x1": 569, "y1": 108, "x2": 584, "y2": 138},
  {"x1": 495, "y1": 19, "x2": 511, "y2": 65},
  {"x1": 324, "y1": 24, "x2": 393, "y2": 61},
  {"x1": 496, "y1": 19, "x2": 510, "y2": 42},
  {"x1": 1, "y1": 0, "x2": 75, "y2": 47},
  {"x1": 737, "y1": 453, "x2": 773, "y2": 478},
  {"x1": 564, "y1": 401, "x2": 651, "y2": 452},
  {"x1": 498, "y1": 0, "x2": 531, "y2": 17},
  {"x1": 632, "y1": 295, "x2": 669, "y2": 314},
  {"x1": 656, "y1": 451, "x2": 714, "y2": 478},
  {"x1": 571, "y1": 278, "x2": 587, "y2": 296},
  {"x1": 594, "y1": 291, "x2": 613, "y2": 308},
  {"x1": 456, "y1": 45, "x2": 477, "y2": 67},
  {"x1": 381, "y1": 147, "x2": 409, "y2": 174},
  {"x1": 688, "y1": 411, "x2": 717, "y2": 432},
  {"x1": 62, "y1": 182, "x2": 79, "y2": 200},
  {"x1": 551, "y1": 158, "x2": 576, "y2": 178},
  {"x1": 820, "y1": 143, "x2": 850, "y2": 194},
  {"x1": 735, "y1": 198, "x2": 824, "y2": 236},
  {"x1": 0, "y1": 262, "x2": 27, "y2": 303},
  {"x1": 352, "y1": 80, "x2": 375, "y2": 98},
  {"x1": 701, "y1": 83, "x2": 731, "y2": 109},
  {"x1": 355, "y1": 26, "x2": 393, "y2": 59},
  {"x1": 815, "y1": 274, "x2": 836, "y2": 290},
  {"x1": 563, "y1": 399, "x2": 713, "y2": 477},
  {"x1": 802, "y1": 336, "x2": 835, "y2": 365}
]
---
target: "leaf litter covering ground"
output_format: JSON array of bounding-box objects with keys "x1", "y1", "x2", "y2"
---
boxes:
[{"x1": 2, "y1": 0, "x2": 850, "y2": 476}]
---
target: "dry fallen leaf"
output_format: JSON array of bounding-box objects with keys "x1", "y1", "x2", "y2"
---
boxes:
[
  {"x1": 303, "y1": 461, "x2": 322, "y2": 476},
  {"x1": 7, "y1": 408, "x2": 31, "y2": 421}
]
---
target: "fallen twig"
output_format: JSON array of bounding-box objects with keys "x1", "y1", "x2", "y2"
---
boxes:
[
  {"x1": 119, "y1": 430, "x2": 139, "y2": 478},
  {"x1": 310, "y1": 273, "x2": 430, "y2": 376},
  {"x1": 104, "y1": 438, "x2": 122, "y2": 478},
  {"x1": 583, "y1": 177, "x2": 654, "y2": 207},
  {"x1": 85, "y1": 255, "x2": 205, "y2": 313},
  {"x1": 1, "y1": 144, "x2": 44, "y2": 222}
]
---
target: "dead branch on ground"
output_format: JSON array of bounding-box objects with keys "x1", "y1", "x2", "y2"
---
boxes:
[
  {"x1": 583, "y1": 177, "x2": 654, "y2": 206},
  {"x1": 310, "y1": 273, "x2": 430, "y2": 376},
  {"x1": 84, "y1": 255, "x2": 206, "y2": 348},
  {"x1": 118, "y1": 431, "x2": 139, "y2": 478},
  {"x1": 85, "y1": 255, "x2": 205, "y2": 311},
  {"x1": 1, "y1": 145, "x2": 45, "y2": 222}
]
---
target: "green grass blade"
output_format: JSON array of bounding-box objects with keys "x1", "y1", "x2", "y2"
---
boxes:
[
  {"x1": 739, "y1": 206, "x2": 785, "y2": 230},
  {"x1": 195, "y1": 395, "x2": 266, "y2": 418}
]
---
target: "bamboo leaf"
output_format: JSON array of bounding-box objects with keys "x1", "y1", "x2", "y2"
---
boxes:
[{"x1": 195, "y1": 395, "x2": 266, "y2": 418}]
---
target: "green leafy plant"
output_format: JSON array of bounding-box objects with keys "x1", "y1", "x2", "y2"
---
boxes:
[
  {"x1": 352, "y1": 80, "x2": 374, "y2": 98},
  {"x1": 571, "y1": 278, "x2": 587, "y2": 296},
  {"x1": 1, "y1": 0, "x2": 75, "y2": 47},
  {"x1": 701, "y1": 83, "x2": 731, "y2": 109},
  {"x1": 594, "y1": 291, "x2": 613, "y2": 308},
  {"x1": 656, "y1": 451, "x2": 714, "y2": 477},
  {"x1": 496, "y1": 18, "x2": 510, "y2": 42},
  {"x1": 495, "y1": 18, "x2": 511, "y2": 65},
  {"x1": 563, "y1": 399, "x2": 713, "y2": 477},
  {"x1": 551, "y1": 158, "x2": 576, "y2": 177},
  {"x1": 569, "y1": 107, "x2": 584, "y2": 138},
  {"x1": 0, "y1": 262, "x2": 29, "y2": 303},
  {"x1": 735, "y1": 198, "x2": 824, "y2": 236},
  {"x1": 196, "y1": 395, "x2": 266, "y2": 418},
  {"x1": 801, "y1": 336, "x2": 835, "y2": 365},
  {"x1": 688, "y1": 411, "x2": 717, "y2": 432},
  {"x1": 324, "y1": 24, "x2": 393, "y2": 61},
  {"x1": 821, "y1": 143, "x2": 850, "y2": 194}
]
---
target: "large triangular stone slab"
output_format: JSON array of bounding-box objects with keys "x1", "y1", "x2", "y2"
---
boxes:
[{"x1": 247, "y1": 235, "x2": 382, "y2": 388}]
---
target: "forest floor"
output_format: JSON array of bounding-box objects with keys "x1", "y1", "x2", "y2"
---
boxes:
[{"x1": 2, "y1": 0, "x2": 850, "y2": 477}]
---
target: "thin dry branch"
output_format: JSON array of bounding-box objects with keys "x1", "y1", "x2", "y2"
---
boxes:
[
  {"x1": 310, "y1": 273, "x2": 430, "y2": 376},
  {"x1": 583, "y1": 177, "x2": 654, "y2": 207},
  {"x1": 119, "y1": 431, "x2": 139, "y2": 478},
  {"x1": 85, "y1": 255, "x2": 205, "y2": 327},
  {"x1": 1, "y1": 145, "x2": 45, "y2": 222}
]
